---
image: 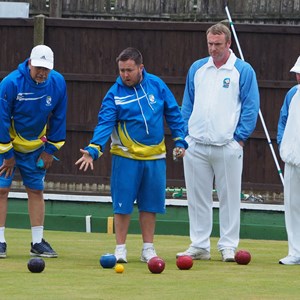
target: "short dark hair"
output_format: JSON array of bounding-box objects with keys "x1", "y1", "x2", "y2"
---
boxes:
[{"x1": 116, "y1": 47, "x2": 143, "y2": 65}]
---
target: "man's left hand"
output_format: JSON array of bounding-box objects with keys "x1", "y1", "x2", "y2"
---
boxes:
[{"x1": 38, "y1": 152, "x2": 54, "y2": 170}]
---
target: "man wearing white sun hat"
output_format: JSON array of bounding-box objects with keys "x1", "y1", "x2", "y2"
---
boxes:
[
  {"x1": 278, "y1": 56, "x2": 300, "y2": 265},
  {"x1": 0, "y1": 45, "x2": 67, "y2": 258}
]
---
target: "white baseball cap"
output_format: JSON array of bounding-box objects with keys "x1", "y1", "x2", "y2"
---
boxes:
[
  {"x1": 290, "y1": 56, "x2": 300, "y2": 73},
  {"x1": 30, "y1": 45, "x2": 54, "y2": 70}
]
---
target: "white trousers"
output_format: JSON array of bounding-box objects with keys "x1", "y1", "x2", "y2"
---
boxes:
[
  {"x1": 183, "y1": 138, "x2": 243, "y2": 251},
  {"x1": 283, "y1": 163, "x2": 300, "y2": 257}
]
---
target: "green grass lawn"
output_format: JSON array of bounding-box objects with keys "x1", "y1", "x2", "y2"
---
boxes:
[{"x1": 1, "y1": 228, "x2": 299, "y2": 300}]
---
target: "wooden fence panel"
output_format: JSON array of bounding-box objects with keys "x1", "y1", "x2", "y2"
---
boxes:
[
  {"x1": 1, "y1": 0, "x2": 300, "y2": 23},
  {"x1": 113, "y1": 0, "x2": 195, "y2": 16},
  {"x1": 114, "y1": 0, "x2": 161, "y2": 13},
  {"x1": 62, "y1": 0, "x2": 107, "y2": 14},
  {"x1": 1, "y1": 18, "x2": 300, "y2": 193},
  {"x1": 162, "y1": 0, "x2": 194, "y2": 14},
  {"x1": 0, "y1": 19, "x2": 34, "y2": 73}
]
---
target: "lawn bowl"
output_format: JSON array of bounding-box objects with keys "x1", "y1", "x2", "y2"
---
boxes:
[
  {"x1": 27, "y1": 258, "x2": 45, "y2": 273},
  {"x1": 147, "y1": 257, "x2": 165, "y2": 274},
  {"x1": 176, "y1": 255, "x2": 193, "y2": 270},
  {"x1": 235, "y1": 250, "x2": 251, "y2": 265},
  {"x1": 100, "y1": 253, "x2": 117, "y2": 268}
]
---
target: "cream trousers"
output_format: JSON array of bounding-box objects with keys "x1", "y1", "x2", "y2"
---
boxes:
[{"x1": 183, "y1": 138, "x2": 243, "y2": 251}]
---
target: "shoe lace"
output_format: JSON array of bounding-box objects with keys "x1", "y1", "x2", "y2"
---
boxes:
[
  {"x1": 115, "y1": 248, "x2": 125, "y2": 256},
  {"x1": 35, "y1": 239, "x2": 54, "y2": 252},
  {"x1": 143, "y1": 247, "x2": 156, "y2": 257},
  {"x1": 222, "y1": 249, "x2": 234, "y2": 256}
]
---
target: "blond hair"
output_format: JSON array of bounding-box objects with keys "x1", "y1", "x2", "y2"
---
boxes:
[{"x1": 206, "y1": 23, "x2": 231, "y2": 43}]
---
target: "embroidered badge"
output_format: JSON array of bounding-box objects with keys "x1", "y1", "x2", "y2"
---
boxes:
[
  {"x1": 223, "y1": 78, "x2": 230, "y2": 88},
  {"x1": 46, "y1": 96, "x2": 52, "y2": 106},
  {"x1": 149, "y1": 94, "x2": 156, "y2": 104}
]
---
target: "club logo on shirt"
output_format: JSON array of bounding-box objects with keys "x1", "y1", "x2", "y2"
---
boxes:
[
  {"x1": 223, "y1": 78, "x2": 230, "y2": 88},
  {"x1": 17, "y1": 93, "x2": 23, "y2": 101},
  {"x1": 46, "y1": 96, "x2": 52, "y2": 106},
  {"x1": 16, "y1": 92, "x2": 35, "y2": 101},
  {"x1": 149, "y1": 94, "x2": 156, "y2": 104}
]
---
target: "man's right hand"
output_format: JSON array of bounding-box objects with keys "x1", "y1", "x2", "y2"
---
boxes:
[
  {"x1": 75, "y1": 149, "x2": 94, "y2": 171},
  {"x1": 0, "y1": 156, "x2": 15, "y2": 178}
]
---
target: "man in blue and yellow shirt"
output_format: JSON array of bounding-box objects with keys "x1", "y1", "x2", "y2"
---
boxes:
[
  {"x1": 0, "y1": 45, "x2": 67, "y2": 258},
  {"x1": 76, "y1": 47, "x2": 187, "y2": 264}
]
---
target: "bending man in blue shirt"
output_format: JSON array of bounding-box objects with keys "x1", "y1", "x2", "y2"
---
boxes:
[
  {"x1": 0, "y1": 45, "x2": 68, "y2": 258},
  {"x1": 76, "y1": 47, "x2": 188, "y2": 263}
]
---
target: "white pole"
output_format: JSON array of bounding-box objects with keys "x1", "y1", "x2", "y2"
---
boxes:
[
  {"x1": 85, "y1": 215, "x2": 92, "y2": 233},
  {"x1": 224, "y1": 3, "x2": 284, "y2": 186}
]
